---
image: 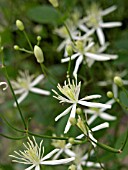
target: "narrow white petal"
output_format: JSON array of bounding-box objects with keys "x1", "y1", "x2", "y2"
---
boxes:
[
  {"x1": 30, "y1": 87, "x2": 50, "y2": 95},
  {"x1": 79, "y1": 24, "x2": 89, "y2": 32},
  {"x1": 99, "y1": 53, "x2": 118, "y2": 60},
  {"x1": 25, "y1": 164, "x2": 36, "y2": 170},
  {"x1": 100, "y1": 112, "x2": 116, "y2": 120},
  {"x1": 96, "y1": 27, "x2": 105, "y2": 46},
  {"x1": 91, "y1": 122, "x2": 109, "y2": 132},
  {"x1": 89, "y1": 132, "x2": 97, "y2": 147},
  {"x1": 100, "y1": 22, "x2": 122, "y2": 28},
  {"x1": 100, "y1": 99, "x2": 114, "y2": 112},
  {"x1": 14, "y1": 88, "x2": 25, "y2": 95},
  {"x1": 73, "y1": 55, "x2": 83, "y2": 77},
  {"x1": 41, "y1": 157, "x2": 75, "y2": 165},
  {"x1": 101, "y1": 5, "x2": 117, "y2": 16},
  {"x1": 112, "y1": 83, "x2": 118, "y2": 98},
  {"x1": 76, "y1": 134, "x2": 84, "y2": 139},
  {"x1": 84, "y1": 42, "x2": 95, "y2": 52},
  {"x1": 88, "y1": 115, "x2": 98, "y2": 125},
  {"x1": 53, "y1": 149, "x2": 63, "y2": 160},
  {"x1": 86, "y1": 161, "x2": 101, "y2": 168},
  {"x1": 64, "y1": 148, "x2": 76, "y2": 157},
  {"x1": 55, "y1": 105, "x2": 72, "y2": 121},
  {"x1": 81, "y1": 95, "x2": 101, "y2": 101},
  {"x1": 78, "y1": 100, "x2": 111, "y2": 109},
  {"x1": 64, "y1": 104, "x2": 76, "y2": 133},
  {"x1": 57, "y1": 40, "x2": 67, "y2": 52},
  {"x1": 35, "y1": 165, "x2": 40, "y2": 170},
  {"x1": 61, "y1": 53, "x2": 80, "y2": 63},
  {"x1": 30, "y1": 75, "x2": 44, "y2": 87},
  {"x1": 86, "y1": 52, "x2": 110, "y2": 61},
  {"x1": 98, "y1": 42, "x2": 109, "y2": 53},
  {"x1": 41, "y1": 149, "x2": 60, "y2": 161},
  {"x1": 14, "y1": 91, "x2": 28, "y2": 107}
]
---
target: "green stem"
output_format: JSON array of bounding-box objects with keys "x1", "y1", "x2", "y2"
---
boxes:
[
  {"x1": 0, "y1": 133, "x2": 26, "y2": 140},
  {"x1": 23, "y1": 30, "x2": 33, "y2": 51},
  {"x1": 2, "y1": 66, "x2": 27, "y2": 130},
  {"x1": 19, "y1": 48, "x2": 33, "y2": 54},
  {"x1": 121, "y1": 86, "x2": 128, "y2": 99}
]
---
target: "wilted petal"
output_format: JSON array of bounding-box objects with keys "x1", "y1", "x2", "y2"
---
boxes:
[
  {"x1": 100, "y1": 22, "x2": 122, "y2": 28},
  {"x1": 55, "y1": 106, "x2": 72, "y2": 121},
  {"x1": 100, "y1": 112, "x2": 116, "y2": 120},
  {"x1": 30, "y1": 75, "x2": 44, "y2": 87},
  {"x1": 96, "y1": 27, "x2": 105, "y2": 46},
  {"x1": 30, "y1": 87, "x2": 50, "y2": 95},
  {"x1": 14, "y1": 91, "x2": 28, "y2": 107},
  {"x1": 86, "y1": 52, "x2": 110, "y2": 61},
  {"x1": 41, "y1": 157, "x2": 75, "y2": 165}
]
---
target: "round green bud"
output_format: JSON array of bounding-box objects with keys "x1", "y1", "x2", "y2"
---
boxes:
[
  {"x1": 68, "y1": 137, "x2": 75, "y2": 144},
  {"x1": 16, "y1": 20, "x2": 24, "y2": 31},
  {"x1": 66, "y1": 44, "x2": 73, "y2": 56},
  {"x1": 69, "y1": 117, "x2": 76, "y2": 126},
  {"x1": 34, "y1": 45, "x2": 44, "y2": 63},
  {"x1": 114, "y1": 76, "x2": 123, "y2": 87},
  {"x1": 37, "y1": 36, "x2": 42, "y2": 41},
  {"x1": 107, "y1": 91, "x2": 114, "y2": 98},
  {"x1": 14, "y1": 45, "x2": 20, "y2": 50},
  {"x1": 76, "y1": 108, "x2": 82, "y2": 115}
]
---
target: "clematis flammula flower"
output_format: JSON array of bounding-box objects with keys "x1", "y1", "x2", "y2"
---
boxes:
[
  {"x1": 52, "y1": 78, "x2": 111, "y2": 133},
  {"x1": 66, "y1": 146, "x2": 103, "y2": 170},
  {"x1": 9, "y1": 136, "x2": 75, "y2": 170},
  {"x1": 0, "y1": 81, "x2": 8, "y2": 91},
  {"x1": 79, "y1": 3, "x2": 122, "y2": 45},
  {"x1": 11, "y1": 70, "x2": 50, "y2": 106},
  {"x1": 61, "y1": 38, "x2": 117, "y2": 77},
  {"x1": 84, "y1": 99, "x2": 116, "y2": 125}
]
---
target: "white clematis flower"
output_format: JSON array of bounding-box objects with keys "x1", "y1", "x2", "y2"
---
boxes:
[
  {"x1": 11, "y1": 71, "x2": 50, "y2": 106},
  {"x1": 52, "y1": 78, "x2": 111, "y2": 133},
  {"x1": 9, "y1": 136, "x2": 75, "y2": 170},
  {"x1": 79, "y1": 3, "x2": 122, "y2": 45}
]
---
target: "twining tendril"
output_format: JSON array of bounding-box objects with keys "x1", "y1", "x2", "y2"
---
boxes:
[{"x1": 0, "y1": 81, "x2": 8, "y2": 91}]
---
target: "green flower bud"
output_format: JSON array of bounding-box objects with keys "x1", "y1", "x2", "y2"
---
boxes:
[
  {"x1": 37, "y1": 36, "x2": 42, "y2": 41},
  {"x1": 34, "y1": 45, "x2": 44, "y2": 63},
  {"x1": 16, "y1": 20, "x2": 24, "y2": 31},
  {"x1": 48, "y1": 0, "x2": 59, "y2": 7},
  {"x1": 69, "y1": 117, "x2": 76, "y2": 126},
  {"x1": 66, "y1": 44, "x2": 73, "y2": 56},
  {"x1": 114, "y1": 76, "x2": 123, "y2": 87},
  {"x1": 14, "y1": 45, "x2": 20, "y2": 50},
  {"x1": 68, "y1": 137, "x2": 75, "y2": 144},
  {"x1": 76, "y1": 108, "x2": 82, "y2": 115},
  {"x1": 107, "y1": 91, "x2": 114, "y2": 98}
]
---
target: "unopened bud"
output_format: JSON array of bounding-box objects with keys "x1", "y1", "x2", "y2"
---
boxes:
[
  {"x1": 68, "y1": 164, "x2": 76, "y2": 170},
  {"x1": 66, "y1": 44, "x2": 73, "y2": 56},
  {"x1": 34, "y1": 45, "x2": 44, "y2": 63},
  {"x1": 114, "y1": 76, "x2": 123, "y2": 87},
  {"x1": 14, "y1": 45, "x2": 20, "y2": 50},
  {"x1": 48, "y1": 0, "x2": 59, "y2": 7},
  {"x1": 37, "y1": 36, "x2": 42, "y2": 41},
  {"x1": 69, "y1": 117, "x2": 76, "y2": 126},
  {"x1": 107, "y1": 91, "x2": 113, "y2": 98},
  {"x1": 69, "y1": 137, "x2": 75, "y2": 144},
  {"x1": 76, "y1": 108, "x2": 82, "y2": 115},
  {"x1": 16, "y1": 20, "x2": 24, "y2": 31}
]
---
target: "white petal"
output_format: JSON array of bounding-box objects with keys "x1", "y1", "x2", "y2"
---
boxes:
[
  {"x1": 100, "y1": 22, "x2": 122, "y2": 28},
  {"x1": 76, "y1": 134, "x2": 84, "y2": 139},
  {"x1": 88, "y1": 114, "x2": 98, "y2": 125},
  {"x1": 81, "y1": 94, "x2": 101, "y2": 101},
  {"x1": 25, "y1": 164, "x2": 36, "y2": 170},
  {"x1": 112, "y1": 83, "x2": 118, "y2": 98},
  {"x1": 61, "y1": 53, "x2": 80, "y2": 63},
  {"x1": 55, "y1": 105, "x2": 72, "y2": 121},
  {"x1": 30, "y1": 75, "x2": 44, "y2": 87},
  {"x1": 64, "y1": 148, "x2": 76, "y2": 157},
  {"x1": 100, "y1": 112, "x2": 116, "y2": 121},
  {"x1": 99, "y1": 53, "x2": 118, "y2": 60},
  {"x1": 96, "y1": 27, "x2": 105, "y2": 45},
  {"x1": 41, "y1": 149, "x2": 60, "y2": 161},
  {"x1": 53, "y1": 149, "x2": 63, "y2": 160},
  {"x1": 78, "y1": 100, "x2": 111, "y2": 109},
  {"x1": 73, "y1": 55, "x2": 83, "y2": 77},
  {"x1": 101, "y1": 5, "x2": 117, "y2": 16},
  {"x1": 57, "y1": 40, "x2": 67, "y2": 52},
  {"x1": 86, "y1": 161, "x2": 101, "y2": 168},
  {"x1": 14, "y1": 91, "x2": 28, "y2": 107},
  {"x1": 41, "y1": 157, "x2": 75, "y2": 165},
  {"x1": 79, "y1": 24, "x2": 89, "y2": 32},
  {"x1": 30, "y1": 87, "x2": 50, "y2": 95},
  {"x1": 89, "y1": 132, "x2": 97, "y2": 147},
  {"x1": 91, "y1": 122, "x2": 109, "y2": 132},
  {"x1": 84, "y1": 42, "x2": 95, "y2": 52},
  {"x1": 35, "y1": 165, "x2": 40, "y2": 170},
  {"x1": 0, "y1": 82, "x2": 8, "y2": 90},
  {"x1": 98, "y1": 42, "x2": 109, "y2": 53},
  {"x1": 64, "y1": 104, "x2": 76, "y2": 133},
  {"x1": 14, "y1": 88, "x2": 25, "y2": 95},
  {"x1": 100, "y1": 99, "x2": 114, "y2": 112},
  {"x1": 85, "y1": 52, "x2": 110, "y2": 61}
]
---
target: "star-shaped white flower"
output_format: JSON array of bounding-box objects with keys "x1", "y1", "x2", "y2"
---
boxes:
[
  {"x1": 61, "y1": 38, "x2": 117, "y2": 77},
  {"x1": 52, "y1": 78, "x2": 111, "y2": 133},
  {"x1": 79, "y1": 3, "x2": 122, "y2": 45},
  {"x1": 11, "y1": 71, "x2": 50, "y2": 106},
  {"x1": 9, "y1": 136, "x2": 75, "y2": 170}
]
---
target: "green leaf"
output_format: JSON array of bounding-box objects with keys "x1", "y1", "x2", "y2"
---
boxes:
[
  {"x1": 27, "y1": 5, "x2": 62, "y2": 25},
  {"x1": 119, "y1": 91, "x2": 128, "y2": 107}
]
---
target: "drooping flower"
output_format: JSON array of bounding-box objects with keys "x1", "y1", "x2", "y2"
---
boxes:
[
  {"x1": 9, "y1": 136, "x2": 75, "y2": 170},
  {"x1": 79, "y1": 3, "x2": 122, "y2": 45},
  {"x1": 52, "y1": 78, "x2": 111, "y2": 133},
  {"x1": 11, "y1": 70, "x2": 50, "y2": 106}
]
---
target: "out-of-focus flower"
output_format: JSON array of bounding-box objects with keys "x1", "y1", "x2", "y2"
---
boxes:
[
  {"x1": 11, "y1": 71, "x2": 50, "y2": 106},
  {"x1": 52, "y1": 78, "x2": 111, "y2": 133},
  {"x1": 9, "y1": 136, "x2": 74, "y2": 170},
  {"x1": 79, "y1": 3, "x2": 122, "y2": 45}
]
